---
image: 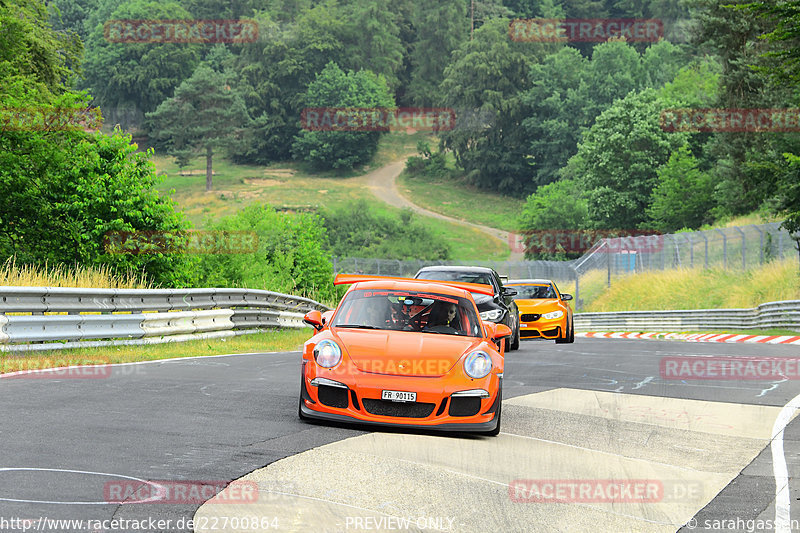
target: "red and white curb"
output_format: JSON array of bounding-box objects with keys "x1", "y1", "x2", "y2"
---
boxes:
[{"x1": 577, "y1": 331, "x2": 800, "y2": 345}]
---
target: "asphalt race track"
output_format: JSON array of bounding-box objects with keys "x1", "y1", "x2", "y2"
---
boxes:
[{"x1": 2, "y1": 338, "x2": 800, "y2": 533}]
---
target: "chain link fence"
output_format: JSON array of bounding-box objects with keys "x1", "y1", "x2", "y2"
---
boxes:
[{"x1": 332, "y1": 223, "x2": 799, "y2": 310}]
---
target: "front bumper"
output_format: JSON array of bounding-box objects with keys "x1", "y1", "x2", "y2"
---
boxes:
[
  {"x1": 301, "y1": 363, "x2": 502, "y2": 432},
  {"x1": 519, "y1": 317, "x2": 564, "y2": 339}
]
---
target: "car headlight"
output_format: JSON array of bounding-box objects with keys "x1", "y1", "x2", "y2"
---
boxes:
[
  {"x1": 479, "y1": 309, "x2": 502, "y2": 321},
  {"x1": 543, "y1": 310, "x2": 564, "y2": 320},
  {"x1": 313, "y1": 339, "x2": 342, "y2": 368},
  {"x1": 464, "y1": 351, "x2": 492, "y2": 379}
]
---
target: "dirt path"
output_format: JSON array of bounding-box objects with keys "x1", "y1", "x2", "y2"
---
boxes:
[{"x1": 366, "y1": 158, "x2": 524, "y2": 260}]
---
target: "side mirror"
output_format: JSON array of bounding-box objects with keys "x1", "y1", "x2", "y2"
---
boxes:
[
  {"x1": 321, "y1": 310, "x2": 334, "y2": 325},
  {"x1": 561, "y1": 294, "x2": 573, "y2": 301},
  {"x1": 502, "y1": 287, "x2": 517, "y2": 297},
  {"x1": 303, "y1": 310, "x2": 324, "y2": 331},
  {"x1": 493, "y1": 323, "x2": 512, "y2": 340}
]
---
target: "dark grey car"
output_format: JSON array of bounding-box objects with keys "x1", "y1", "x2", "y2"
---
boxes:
[{"x1": 414, "y1": 265, "x2": 521, "y2": 351}]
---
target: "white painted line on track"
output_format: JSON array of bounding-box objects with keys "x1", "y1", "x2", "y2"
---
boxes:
[
  {"x1": 0, "y1": 468, "x2": 166, "y2": 505},
  {"x1": 771, "y1": 392, "x2": 800, "y2": 533}
]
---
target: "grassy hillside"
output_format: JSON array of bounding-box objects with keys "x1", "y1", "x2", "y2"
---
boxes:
[
  {"x1": 583, "y1": 258, "x2": 800, "y2": 312},
  {"x1": 397, "y1": 171, "x2": 525, "y2": 233},
  {"x1": 151, "y1": 134, "x2": 510, "y2": 260}
]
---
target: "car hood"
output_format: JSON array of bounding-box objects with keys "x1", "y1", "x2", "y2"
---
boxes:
[
  {"x1": 516, "y1": 299, "x2": 562, "y2": 313},
  {"x1": 334, "y1": 329, "x2": 481, "y2": 376}
]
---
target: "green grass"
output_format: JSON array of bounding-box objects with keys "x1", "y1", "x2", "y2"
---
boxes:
[
  {"x1": 0, "y1": 329, "x2": 310, "y2": 374},
  {"x1": 582, "y1": 258, "x2": 800, "y2": 312},
  {"x1": 397, "y1": 171, "x2": 525, "y2": 232},
  {"x1": 151, "y1": 133, "x2": 509, "y2": 260}
]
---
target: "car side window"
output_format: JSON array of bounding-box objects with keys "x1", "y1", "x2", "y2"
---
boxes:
[{"x1": 491, "y1": 272, "x2": 502, "y2": 295}]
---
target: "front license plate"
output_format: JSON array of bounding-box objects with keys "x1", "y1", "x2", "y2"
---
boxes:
[
  {"x1": 520, "y1": 323, "x2": 528, "y2": 327},
  {"x1": 381, "y1": 390, "x2": 417, "y2": 402}
]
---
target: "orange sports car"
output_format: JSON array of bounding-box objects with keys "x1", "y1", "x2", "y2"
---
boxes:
[
  {"x1": 299, "y1": 274, "x2": 511, "y2": 435},
  {"x1": 506, "y1": 279, "x2": 574, "y2": 344}
]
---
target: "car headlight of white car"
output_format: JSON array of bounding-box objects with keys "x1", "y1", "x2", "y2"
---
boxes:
[
  {"x1": 464, "y1": 351, "x2": 492, "y2": 379},
  {"x1": 313, "y1": 339, "x2": 342, "y2": 368},
  {"x1": 479, "y1": 309, "x2": 503, "y2": 321},
  {"x1": 542, "y1": 310, "x2": 564, "y2": 320}
]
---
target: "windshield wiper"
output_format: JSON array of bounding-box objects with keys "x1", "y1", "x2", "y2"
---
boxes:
[{"x1": 335, "y1": 324, "x2": 382, "y2": 330}]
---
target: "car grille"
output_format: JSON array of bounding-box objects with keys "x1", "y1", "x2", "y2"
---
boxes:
[
  {"x1": 448, "y1": 396, "x2": 481, "y2": 417},
  {"x1": 318, "y1": 385, "x2": 349, "y2": 408},
  {"x1": 521, "y1": 313, "x2": 541, "y2": 322},
  {"x1": 362, "y1": 399, "x2": 435, "y2": 418}
]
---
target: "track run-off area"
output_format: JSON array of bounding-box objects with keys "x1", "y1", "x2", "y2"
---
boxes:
[{"x1": 2, "y1": 337, "x2": 800, "y2": 533}]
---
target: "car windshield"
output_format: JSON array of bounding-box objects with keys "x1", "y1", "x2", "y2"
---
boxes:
[
  {"x1": 414, "y1": 271, "x2": 496, "y2": 299},
  {"x1": 331, "y1": 289, "x2": 482, "y2": 337},
  {"x1": 509, "y1": 284, "x2": 557, "y2": 299}
]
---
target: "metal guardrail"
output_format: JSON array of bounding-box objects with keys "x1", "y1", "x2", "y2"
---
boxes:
[
  {"x1": 0, "y1": 287, "x2": 329, "y2": 352},
  {"x1": 574, "y1": 300, "x2": 800, "y2": 332}
]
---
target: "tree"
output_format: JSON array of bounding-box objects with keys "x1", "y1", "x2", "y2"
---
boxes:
[
  {"x1": 0, "y1": 0, "x2": 82, "y2": 95},
  {"x1": 230, "y1": 4, "x2": 348, "y2": 164},
  {"x1": 522, "y1": 47, "x2": 592, "y2": 187},
  {"x1": 340, "y1": 0, "x2": 405, "y2": 92},
  {"x1": 147, "y1": 64, "x2": 251, "y2": 191},
  {"x1": 564, "y1": 88, "x2": 687, "y2": 229},
  {"x1": 81, "y1": 0, "x2": 201, "y2": 128},
  {"x1": 0, "y1": 96, "x2": 195, "y2": 286},
  {"x1": 647, "y1": 144, "x2": 715, "y2": 232},
  {"x1": 741, "y1": 0, "x2": 800, "y2": 260},
  {"x1": 693, "y1": 0, "x2": 783, "y2": 217},
  {"x1": 291, "y1": 62, "x2": 394, "y2": 171},
  {"x1": 439, "y1": 17, "x2": 556, "y2": 194},
  {"x1": 0, "y1": 0, "x2": 194, "y2": 287},
  {"x1": 517, "y1": 179, "x2": 588, "y2": 259},
  {"x1": 406, "y1": 0, "x2": 468, "y2": 105},
  {"x1": 48, "y1": 0, "x2": 98, "y2": 41}
]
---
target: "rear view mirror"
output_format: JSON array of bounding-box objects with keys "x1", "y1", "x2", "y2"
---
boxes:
[
  {"x1": 303, "y1": 310, "x2": 324, "y2": 331},
  {"x1": 502, "y1": 287, "x2": 517, "y2": 297},
  {"x1": 561, "y1": 294, "x2": 573, "y2": 301}
]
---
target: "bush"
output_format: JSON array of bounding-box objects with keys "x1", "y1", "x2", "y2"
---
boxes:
[
  {"x1": 195, "y1": 204, "x2": 335, "y2": 301},
  {"x1": 0, "y1": 92, "x2": 196, "y2": 287},
  {"x1": 321, "y1": 200, "x2": 450, "y2": 260}
]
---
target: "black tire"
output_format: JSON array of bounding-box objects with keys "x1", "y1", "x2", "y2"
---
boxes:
[
  {"x1": 298, "y1": 372, "x2": 309, "y2": 421},
  {"x1": 555, "y1": 324, "x2": 569, "y2": 344},
  {"x1": 510, "y1": 323, "x2": 520, "y2": 351},
  {"x1": 568, "y1": 319, "x2": 575, "y2": 343},
  {"x1": 485, "y1": 388, "x2": 502, "y2": 436}
]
